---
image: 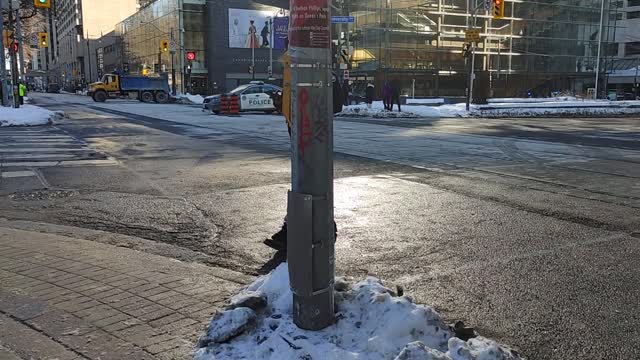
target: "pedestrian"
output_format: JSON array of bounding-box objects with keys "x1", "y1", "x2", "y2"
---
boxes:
[
  {"x1": 18, "y1": 82, "x2": 26, "y2": 105},
  {"x1": 342, "y1": 80, "x2": 350, "y2": 107},
  {"x1": 261, "y1": 21, "x2": 270, "y2": 48},
  {"x1": 264, "y1": 47, "x2": 338, "y2": 253},
  {"x1": 391, "y1": 79, "x2": 402, "y2": 112},
  {"x1": 365, "y1": 83, "x2": 375, "y2": 109},
  {"x1": 382, "y1": 81, "x2": 392, "y2": 111}
]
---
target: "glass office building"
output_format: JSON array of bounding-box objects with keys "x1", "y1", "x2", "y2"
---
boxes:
[
  {"x1": 343, "y1": 0, "x2": 622, "y2": 97},
  {"x1": 115, "y1": 0, "x2": 207, "y2": 94}
]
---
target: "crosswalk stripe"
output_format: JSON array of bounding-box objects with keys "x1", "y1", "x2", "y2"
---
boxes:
[
  {"x1": 2, "y1": 159, "x2": 118, "y2": 167},
  {"x1": 0, "y1": 148, "x2": 92, "y2": 153},
  {"x1": 0, "y1": 128, "x2": 116, "y2": 169},
  {"x1": 0, "y1": 153, "x2": 77, "y2": 160},
  {"x1": 1, "y1": 170, "x2": 36, "y2": 178}
]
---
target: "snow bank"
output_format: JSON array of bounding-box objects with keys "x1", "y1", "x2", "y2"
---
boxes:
[
  {"x1": 0, "y1": 105, "x2": 63, "y2": 127},
  {"x1": 337, "y1": 101, "x2": 469, "y2": 118},
  {"x1": 487, "y1": 96, "x2": 579, "y2": 104},
  {"x1": 406, "y1": 98, "x2": 445, "y2": 105},
  {"x1": 175, "y1": 93, "x2": 205, "y2": 105},
  {"x1": 337, "y1": 99, "x2": 640, "y2": 118},
  {"x1": 194, "y1": 264, "x2": 521, "y2": 360}
]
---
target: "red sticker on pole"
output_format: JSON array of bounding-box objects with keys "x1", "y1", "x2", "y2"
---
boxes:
[{"x1": 289, "y1": 0, "x2": 330, "y2": 48}]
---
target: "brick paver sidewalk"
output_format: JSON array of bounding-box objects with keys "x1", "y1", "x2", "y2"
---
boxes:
[{"x1": 0, "y1": 225, "x2": 252, "y2": 359}]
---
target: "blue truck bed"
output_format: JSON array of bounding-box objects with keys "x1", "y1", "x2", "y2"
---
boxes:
[{"x1": 120, "y1": 76, "x2": 170, "y2": 93}]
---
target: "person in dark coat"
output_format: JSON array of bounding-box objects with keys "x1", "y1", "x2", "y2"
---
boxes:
[
  {"x1": 365, "y1": 83, "x2": 375, "y2": 108},
  {"x1": 391, "y1": 79, "x2": 402, "y2": 111},
  {"x1": 342, "y1": 80, "x2": 350, "y2": 106},
  {"x1": 382, "y1": 81, "x2": 392, "y2": 111}
]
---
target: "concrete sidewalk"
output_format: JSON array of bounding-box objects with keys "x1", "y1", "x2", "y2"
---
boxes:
[{"x1": 0, "y1": 223, "x2": 251, "y2": 359}]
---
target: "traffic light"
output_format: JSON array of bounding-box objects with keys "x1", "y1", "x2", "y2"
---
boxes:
[
  {"x1": 39, "y1": 32, "x2": 48, "y2": 48},
  {"x1": 186, "y1": 51, "x2": 196, "y2": 61},
  {"x1": 248, "y1": 65, "x2": 254, "y2": 74},
  {"x1": 34, "y1": 0, "x2": 51, "y2": 8},
  {"x1": 493, "y1": 0, "x2": 505, "y2": 19},
  {"x1": 10, "y1": 41, "x2": 19, "y2": 53},
  {"x1": 161, "y1": 39, "x2": 169, "y2": 52}
]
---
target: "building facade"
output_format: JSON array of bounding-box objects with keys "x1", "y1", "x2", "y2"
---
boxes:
[
  {"x1": 49, "y1": 0, "x2": 137, "y2": 90},
  {"x1": 115, "y1": 0, "x2": 288, "y2": 95},
  {"x1": 343, "y1": 0, "x2": 621, "y2": 98}
]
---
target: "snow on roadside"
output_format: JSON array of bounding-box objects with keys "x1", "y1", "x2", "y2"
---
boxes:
[
  {"x1": 194, "y1": 264, "x2": 521, "y2": 360},
  {"x1": 175, "y1": 93, "x2": 205, "y2": 105},
  {"x1": 0, "y1": 104, "x2": 63, "y2": 127},
  {"x1": 487, "y1": 96, "x2": 579, "y2": 103},
  {"x1": 338, "y1": 99, "x2": 640, "y2": 118}
]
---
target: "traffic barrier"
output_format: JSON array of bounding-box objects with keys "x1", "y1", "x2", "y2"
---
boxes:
[
  {"x1": 229, "y1": 94, "x2": 240, "y2": 116},
  {"x1": 220, "y1": 94, "x2": 229, "y2": 115}
]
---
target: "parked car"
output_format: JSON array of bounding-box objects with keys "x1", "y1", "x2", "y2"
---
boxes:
[
  {"x1": 47, "y1": 83, "x2": 60, "y2": 93},
  {"x1": 204, "y1": 82, "x2": 281, "y2": 114}
]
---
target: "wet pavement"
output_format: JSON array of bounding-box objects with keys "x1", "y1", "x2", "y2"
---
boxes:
[{"x1": 0, "y1": 92, "x2": 639, "y2": 358}]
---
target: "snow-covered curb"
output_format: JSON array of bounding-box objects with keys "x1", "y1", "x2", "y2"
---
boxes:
[
  {"x1": 0, "y1": 105, "x2": 64, "y2": 127},
  {"x1": 194, "y1": 264, "x2": 521, "y2": 360},
  {"x1": 174, "y1": 93, "x2": 205, "y2": 105},
  {"x1": 337, "y1": 100, "x2": 640, "y2": 119}
]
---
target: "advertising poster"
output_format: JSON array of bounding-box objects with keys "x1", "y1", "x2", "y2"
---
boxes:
[{"x1": 228, "y1": 8, "x2": 289, "y2": 50}]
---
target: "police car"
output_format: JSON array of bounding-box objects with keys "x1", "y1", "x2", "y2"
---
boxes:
[{"x1": 203, "y1": 82, "x2": 281, "y2": 114}]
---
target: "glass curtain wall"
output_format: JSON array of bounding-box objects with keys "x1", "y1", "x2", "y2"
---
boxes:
[
  {"x1": 345, "y1": 0, "x2": 620, "y2": 97},
  {"x1": 116, "y1": 0, "x2": 206, "y2": 92}
]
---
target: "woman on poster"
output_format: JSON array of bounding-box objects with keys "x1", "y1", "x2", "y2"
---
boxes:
[{"x1": 245, "y1": 20, "x2": 259, "y2": 48}]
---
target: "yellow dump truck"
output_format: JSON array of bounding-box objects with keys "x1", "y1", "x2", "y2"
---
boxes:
[{"x1": 88, "y1": 73, "x2": 171, "y2": 103}]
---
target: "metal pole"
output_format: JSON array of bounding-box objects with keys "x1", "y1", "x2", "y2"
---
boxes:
[
  {"x1": 635, "y1": 57, "x2": 639, "y2": 99},
  {"x1": 269, "y1": 17, "x2": 273, "y2": 80},
  {"x1": 594, "y1": 0, "x2": 605, "y2": 99},
  {"x1": 287, "y1": 0, "x2": 335, "y2": 330},
  {"x1": 86, "y1": 35, "x2": 92, "y2": 84},
  {"x1": 171, "y1": 28, "x2": 176, "y2": 95},
  {"x1": 465, "y1": 0, "x2": 472, "y2": 110},
  {"x1": 15, "y1": 8, "x2": 24, "y2": 81},
  {"x1": 9, "y1": 4, "x2": 19, "y2": 108},
  {"x1": 251, "y1": 36, "x2": 255, "y2": 80},
  {"x1": 0, "y1": 0, "x2": 9, "y2": 106}
]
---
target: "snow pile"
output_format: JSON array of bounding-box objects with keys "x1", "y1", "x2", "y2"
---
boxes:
[
  {"x1": 487, "y1": 97, "x2": 579, "y2": 104},
  {"x1": 406, "y1": 98, "x2": 445, "y2": 105},
  {"x1": 337, "y1": 101, "x2": 469, "y2": 118},
  {"x1": 175, "y1": 93, "x2": 205, "y2": 105},
  {"x1": 0, "y1": 105, "x2": 63, "y2": 127},
  {"x1": 194, "y1": 264, "x2": 521, "y2": 360}
]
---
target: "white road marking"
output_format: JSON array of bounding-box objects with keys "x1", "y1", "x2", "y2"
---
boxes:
[
  {"x1": 0, "y1": 147, "x2": 90, "y2": 153},
  {"x1": 1, "y1": 170, "x2": 36, "y2": 178}
]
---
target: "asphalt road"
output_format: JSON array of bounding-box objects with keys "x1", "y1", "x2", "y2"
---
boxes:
[{"x1": 1, "y1": 93, "x2": 639, "y2": 359}]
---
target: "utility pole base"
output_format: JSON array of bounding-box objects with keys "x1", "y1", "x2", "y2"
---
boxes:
[{"x1": 293, "y1": 292, "x2": 334, "y2": 330}]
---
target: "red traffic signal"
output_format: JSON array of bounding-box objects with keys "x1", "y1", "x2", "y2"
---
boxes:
[
  {"x1": 493, "y1": 0, "x2": 505, "y2": 18},
  {"x1": 10, "y1": 41, "x2": 19, "y2": 53},
  {"x1": 186, "y1": 51, "x2": 196, "y2": 61}
]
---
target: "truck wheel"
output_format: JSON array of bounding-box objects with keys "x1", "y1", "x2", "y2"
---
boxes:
[
  {"x1": 154, "y1": 91, "x2": 168, "y2": 103},
  {"x1": 94, "y1": 91, "x2": 107, "y2": 103},
  {"x1": 141, "y1": 91, "x2": 154, "y2": 103}
]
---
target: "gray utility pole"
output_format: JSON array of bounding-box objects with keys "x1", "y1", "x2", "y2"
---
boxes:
[
  {"x1": 170, "y1": 29, "x2": 176, "y2": 95},
  {"x1": 8, "y1": 1, "x2": 19, "y2": 108},
  {"x1": 594, "y1": 0, "x2": 605, "y2": 99},
  {"x1": 86, "y1": 34, "x2": 92, "y2": 84},
  {"x1": 0, "y1": 0, "x2": 9, "y2": 106},
  {"x1": 465, "y1": 0, "x2": 481, "y2": 111},
  {"x1": 268, "y1": 17, "x2": 273, "y2": 79},
  {"x1": 15, "y1": 7, "x2": 24, "y2": 81},
  {"x1": 287, "y1": 0, "x2": 335, "y2": 330}
]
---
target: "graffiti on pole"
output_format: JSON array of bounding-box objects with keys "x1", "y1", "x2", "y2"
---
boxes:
[
  {"x1": 298, "y1": 88, "x2": 312, "y2": 158},
  {"x1": 289, "y1": 0, "x2": 330, "y2": 48}
]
